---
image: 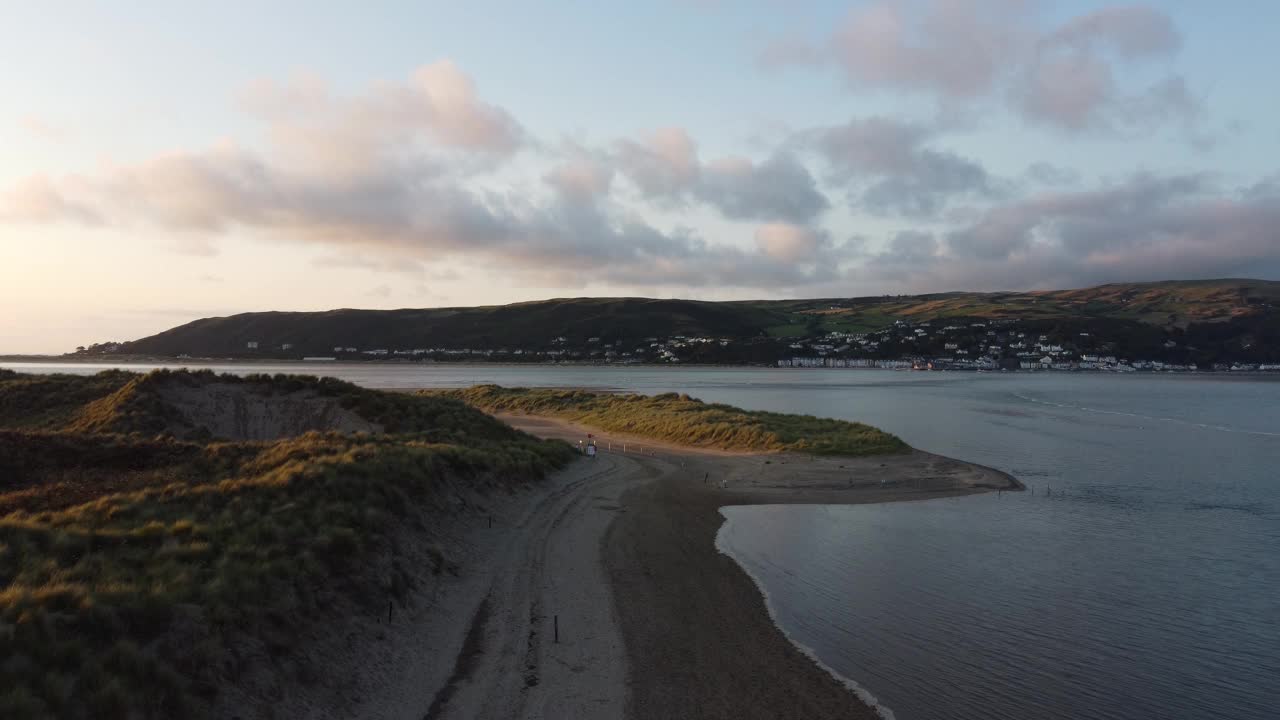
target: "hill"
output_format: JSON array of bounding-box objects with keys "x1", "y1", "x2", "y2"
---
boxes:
[
  {"x1": 74, "y1": 279, "x2": 1280, "y2": 367},
  {"x1": 0, "y1": 369, "x2": 573, "y2": 718}
]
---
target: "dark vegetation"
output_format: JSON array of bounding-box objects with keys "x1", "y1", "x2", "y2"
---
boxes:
[
  {"x1": 108, "y1": 297, "x2": 781, "y2": 357},
  {"x1": 0, "y1": 370, "x2": 573, "y2": 719},
  {"x1": 83, "y1": 279, "x2": 1280, "y2": 365},
  {"x1": 437, "y1": 385, "x2": 910, "y2": 456}
]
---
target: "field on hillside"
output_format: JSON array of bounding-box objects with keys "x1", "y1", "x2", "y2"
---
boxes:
[
  {"x1": 101, "y1": 279, "x2": 1280, "y2": 360},
  {"x1": 0, "y1": 370, "x2": 573, "y2": 719},
  {"x1": 768, "y1": 279, "x2": 1280, "y2": 336},
  {"x1": 438, "y1": 385, "x2": 909, "y2": 457}
]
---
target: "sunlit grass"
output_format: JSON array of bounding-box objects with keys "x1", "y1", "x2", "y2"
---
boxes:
[{"x1": 435, "y1": 385, "x2": 909, "y2": 456}]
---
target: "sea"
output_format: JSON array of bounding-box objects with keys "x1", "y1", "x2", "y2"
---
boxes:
[{"x1": 6, "y1": 361, "x2": 1279, "y2": 719}]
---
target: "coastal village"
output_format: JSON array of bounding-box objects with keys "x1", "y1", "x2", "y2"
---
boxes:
[
  {"x1": 276, "y1": 317, "x2": 1280, "y2": 372},
  {"x1": 770, "y1": 319, "x2": 1273, "y2": 372},
  {"x1": 59, "y1": 281, "x2": 1280, "y2": 372},
  {"x1": 76, "y1": 314, "x2": 1279, "y2": 372}
]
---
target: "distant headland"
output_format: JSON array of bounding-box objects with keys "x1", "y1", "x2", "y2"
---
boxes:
[{"x1": 50, "y1": 279, "x2": 1280, "y2": 372}]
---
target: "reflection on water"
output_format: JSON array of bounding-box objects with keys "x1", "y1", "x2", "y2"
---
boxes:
[{"x1": 713, "y1": 376, "x2": 1280, "y2": 720}]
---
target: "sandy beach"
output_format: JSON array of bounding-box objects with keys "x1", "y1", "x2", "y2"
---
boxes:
[
  {"x1": 235, "y1": 414, "x2": 1018, "y2": 720},
  {"x1": 505, "y1": 415, "x2": 1019, "y2": 720}
]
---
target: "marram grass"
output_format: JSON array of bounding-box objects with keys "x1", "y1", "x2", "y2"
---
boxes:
[
  {"x1": 0, "y1": 370, "x2": 574, "y2": 720},
  {"x1": 434, "y1": 385, "x2": 909, "y2": 456}
]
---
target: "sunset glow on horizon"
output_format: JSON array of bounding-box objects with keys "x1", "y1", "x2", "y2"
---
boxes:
[{"x1": 3, "y1": 1, "x2": 1278, "y2": 353}]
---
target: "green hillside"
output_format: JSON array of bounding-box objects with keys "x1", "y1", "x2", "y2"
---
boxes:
[{"x1": 73, "y1": 279, "x2": 1280, "y2": 364}]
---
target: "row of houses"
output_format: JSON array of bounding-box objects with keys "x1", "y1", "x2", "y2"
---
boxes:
[
  {"x1": 777, "y1": 358, "x2": 914, "y2": 369},
  {"x1": 779, "y1": 355, "x2": 1237, "y2": 372}
]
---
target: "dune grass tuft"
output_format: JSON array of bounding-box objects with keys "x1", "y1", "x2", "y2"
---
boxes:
[
  {"x1": 0, "y1": 370, "x2": 574, "y2": 719},
  {"x1": 435, "y1": 385, "x2": 909, "y2": 456}
]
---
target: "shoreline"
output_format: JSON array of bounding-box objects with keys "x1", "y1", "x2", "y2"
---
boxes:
[
  {"x1": 7, "y1": 356, "x2": 1280, "y2": 377},
  {"x1": 500, "y1": 415, "x2": 1019, "y2": 719},
  {"x1": 715, "y1": 524, "x2": 900, "y2": 720}
]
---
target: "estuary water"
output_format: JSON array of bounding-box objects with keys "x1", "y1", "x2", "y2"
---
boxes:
[{"x1": 7, "y1": 361, "x2": 1279, "y2": 719}]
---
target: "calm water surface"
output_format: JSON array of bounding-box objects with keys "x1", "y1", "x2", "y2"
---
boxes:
[{"x1": 7, "y1": 362, "x2": 1279, "y2": 719}]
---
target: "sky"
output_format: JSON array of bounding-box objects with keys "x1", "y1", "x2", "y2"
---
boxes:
[{"x1": 2, "y1": 1, "x2": 1278, "y2": 353}]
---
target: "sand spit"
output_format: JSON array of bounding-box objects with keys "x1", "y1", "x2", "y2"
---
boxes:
[
  {"x1": 233, "y1": 414, "x2": 1016, "y2": 720},
  {"x1": 503, "y1": 415, "x2": 1018, "y2": 720}
]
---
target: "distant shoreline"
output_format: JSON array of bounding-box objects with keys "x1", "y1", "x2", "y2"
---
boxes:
[{"x1": 5, "y1": 355, "x2": 1280, "y2": 377}]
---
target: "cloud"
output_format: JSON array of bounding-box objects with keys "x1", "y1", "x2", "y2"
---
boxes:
[
  {"x1": 697, "y1": 152, "x2": 829, "y2": 222},
  {"x1": 612, "y1": 127, "x2": 701, "y2": 202},
  {"x1": 3, "y1": 56, "x2": 1269, "y2": 299},
  {"x1": 239, "y1": 60, "x2": 524, "y2": 179},
  {"x1": 1246, "y1": 175, "x2": 1280, "y2": 201},
  {"x1": 860, "y1": 230, "x2": 945, "y2": 282},
  {"x1": 946, "y1": 173, "x2": 1209, "y2": 260},
  {"x1": 1044, "y1": 5, "x2": 1179, "y2": 58},
  {"x1": 1014, "y1": 6, "x2": 1196, "y2": 132},
  {"x1": 544, "y1": 146, "x2": 615, "y2": 203},
  {"x1": 772, "y1": 1, "x2": 1199, "y2": 134},
  {"x1": 0, "y1": 121, "x2": 837, "y2": 293},
  {"x1": 934, "y1": 174, "x2": 1280, "y2": 289},
  {"x1": 754, "y1": 222, "x2": 829, "y2": 263},
  {"x1": 806, "y1": 116, "x2": 992, "y2": 217},
  {"x1": 0, "y1": 175, "x2": 101, "y2": 224},
  {"x1": 612, "y1": 129, "x2": 829, "y2": 223},
  {"x1": 828, "y1": 0, "x2": 1029, "y2": 99},
  {"x1": 834, "y1": 172, "x2": 1280, "y2": 294},
  {"x1": 1025, "y1": 162, "x2": 1081, "y2": 186}
]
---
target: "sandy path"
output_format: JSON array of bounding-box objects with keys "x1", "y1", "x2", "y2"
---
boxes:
[
  {"x1": 423, "y1": 451, "x2": 636, "y2": 720},
  {"x1": 236, "y1": 451, "x2": 641, "y2": 720}
]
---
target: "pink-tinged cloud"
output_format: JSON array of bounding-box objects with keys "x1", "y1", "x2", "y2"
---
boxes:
[
  {"x1": 0, "y1": 121, "x2": 835, "y2": 292},
  {"x1": 1014, "y1": 53, "x2": 1116, "y2": 131},
  {"x1": 1045, "y1": 4, "x2": 1180, "y2": 58},
  {"x1": 838, "y1": 174, "x2": 1280, "y2": 293},
  {"x1": 409, "y1": 61, "x2": 525, "y2": 153},
  {"x1": 754, "y1": 222, "x2": 827, "y2": 263},
  {"x1": 0, "y1": 175, "x2": 100, "y2": 224},
  {"x1": 613, "y1": 127, "x2": 701, "y2": 199},
  {"x1": 830, "y1": 0, "x2": 1029, "y2": 99},
  {"x1": 775, "y1": 1, "x2": 1197, "y2": 134},
  {"x1": 240, "y1": 60, "x2": 524, "y2": 179},
  {"x1": 544, "y1": 150, "x2": 615, "y2": 203}
]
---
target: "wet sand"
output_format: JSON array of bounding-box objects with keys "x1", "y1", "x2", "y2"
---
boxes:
[
  {"x1": 500, "y1": 414, "x2": 1020, "y2": 720},
  {"x1": 236, "y1": 413, "x2": 1018, "y2": 719}
]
